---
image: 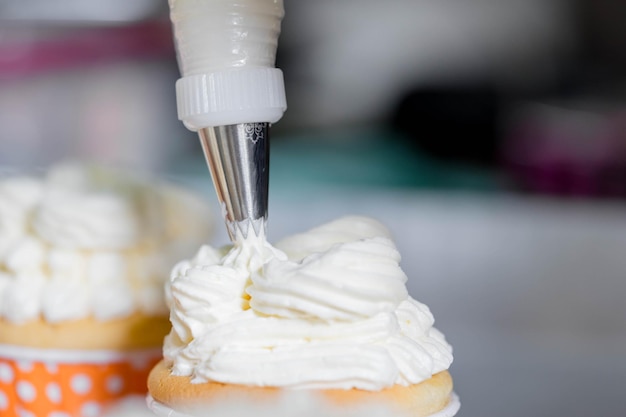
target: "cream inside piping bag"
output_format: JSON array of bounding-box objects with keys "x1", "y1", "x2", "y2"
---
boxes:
[{"x1": 169, "y1": 0, "x2": 287, "y2": 240}]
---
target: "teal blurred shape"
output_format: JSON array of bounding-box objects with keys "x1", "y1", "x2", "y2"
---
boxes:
[{"x1": 270, "y1": 128, "x2": 502, "y2": 193}]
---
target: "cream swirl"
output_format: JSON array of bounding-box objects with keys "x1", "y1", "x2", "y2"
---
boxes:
[
  {"x1": 0, "y1": 164, "x2": 212, "y2": 324},
  {"x1": 33, "y1": 164, "x2": 164, "y2": 250},
  {"x1": 164, "y1": 216, "x2": 453, "y2": 390},
  {"x1": 249, "y1": 237, "x2": 408, "y2": 321}
]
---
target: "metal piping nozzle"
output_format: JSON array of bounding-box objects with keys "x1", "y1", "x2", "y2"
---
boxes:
[{"x1": 198, "y1": 122, "x2": 270, "y2": 242}]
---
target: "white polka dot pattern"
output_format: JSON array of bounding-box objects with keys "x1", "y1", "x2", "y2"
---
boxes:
[
  {"x1": 17, "y1": 407, "x2": 36, "y2": 417},
  {"x1": 81, "y1": 401, "x2": 101, "y2": 417},
  {"x1": 0, "y1": 389, "x2": 8, "y2": 410},
  {"x1": 70, "y1": 374, "x2": 92, "y2": 395},
  {"x1": 46, "y1": 382, "x2": 62, "y2": 404},
  {"x1": 17, "y1": 361, "x2": 34, "y2": 373},
  {"x1": 0, "y1": 363, "x2": 14, "y2": 384},
  {"x1": 44, "y1": 362, "x2": 59, "y2": 374},
  {"x1": 0, "y1": 349, "x2": 161, "y2": 416},
  {"x1": 17, "y1": 380, "x2": 36, "y2": 402},
  {"x1": 106, "y1": 375, "x2": 123, "y2": 394}
]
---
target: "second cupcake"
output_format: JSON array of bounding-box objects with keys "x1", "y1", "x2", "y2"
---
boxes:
[{"x1": 0, "y1": 164, "x2": 212, "y2": 417}]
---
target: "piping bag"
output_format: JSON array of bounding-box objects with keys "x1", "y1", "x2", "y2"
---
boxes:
[{"x1": 168, "y1": 0, "x2": 287, "y2": 241}]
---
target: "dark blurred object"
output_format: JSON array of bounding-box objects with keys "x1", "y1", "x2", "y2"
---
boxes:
[
  {"x1": 578, "y1": 0, "x2": 626, "y2": 74},
  {"x1": 278, "y1": 0, "x2": 574, "y2": 131},
  {"x1": 503, "y1": 101, "x2": 626, "y2": 198},
  {"x1": 391, "y1": 86, "x2": 500, "y2": 166}
]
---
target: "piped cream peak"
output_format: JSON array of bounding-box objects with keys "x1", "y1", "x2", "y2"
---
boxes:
[{"x1": 164, "y1": 216, "x2": 453, "y2": 390}]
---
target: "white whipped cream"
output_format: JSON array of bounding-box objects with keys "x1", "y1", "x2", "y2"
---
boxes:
[
  {"x1": 0, "y1": 164, "x2": 212, "y2": 324},
  {"x1": 164, "y1": 216, "x2": 453, "y2": 390}
]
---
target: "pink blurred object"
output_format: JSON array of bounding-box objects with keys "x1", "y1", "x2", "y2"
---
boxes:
[
  {"x1": 503, "y1": 102, "x2": 626, "y2": 198},
  {"x1": 0, "y1": 21, "x2": 173, "y2": 79}
]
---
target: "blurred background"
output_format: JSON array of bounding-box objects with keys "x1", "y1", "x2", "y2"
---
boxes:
[{"x1": 1, "y1": 0, "x2": 625, "y2": 416}]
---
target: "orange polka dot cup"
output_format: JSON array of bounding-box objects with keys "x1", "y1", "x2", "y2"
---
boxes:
[{"x1": 0, "y1": 344, "x2": 161, "y2": 417}]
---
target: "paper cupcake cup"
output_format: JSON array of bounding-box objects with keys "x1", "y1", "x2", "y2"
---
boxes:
[
  {"x1": 0, "y1": 344, "x2": 162, "y2": 417},
  {"x1": 146, "y1": 392, "x2": 460, "y2": 417}
]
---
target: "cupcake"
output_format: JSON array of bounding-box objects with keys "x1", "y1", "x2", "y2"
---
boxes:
[
  {"x1": 0, "y1": 164, "x2": 212, "y2": 417},
  {"x1": 147, "y1": 216, "x2": 458, "y2": 417}
]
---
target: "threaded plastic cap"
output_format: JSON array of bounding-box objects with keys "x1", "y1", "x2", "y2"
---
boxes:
[{"x1": 176, "y1": 67, "x2": 287, "y2": 131}]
